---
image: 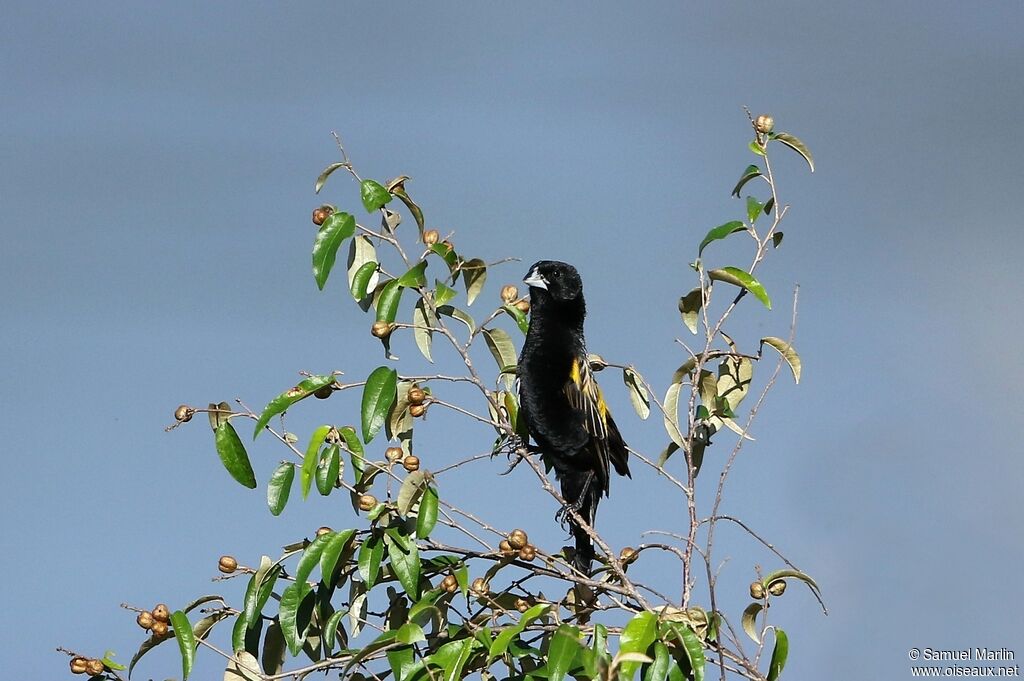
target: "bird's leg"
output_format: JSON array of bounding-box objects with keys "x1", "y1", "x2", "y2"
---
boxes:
[{"x1": 554, "y1": 470, "x2": 595, "y2": 528}]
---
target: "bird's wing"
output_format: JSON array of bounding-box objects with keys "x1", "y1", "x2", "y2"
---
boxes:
[{"x1": 564, "y1": 355, "x2": 613, "y2": 484}]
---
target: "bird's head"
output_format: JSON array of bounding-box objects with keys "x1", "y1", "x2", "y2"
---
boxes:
[{"x1": 523, "y1": 260, "x2": 583, "y2": 303}]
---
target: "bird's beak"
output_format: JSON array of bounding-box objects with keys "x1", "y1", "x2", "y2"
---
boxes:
[{"x1": 523, "y1": 269, "x2": 548, "y2": 290}]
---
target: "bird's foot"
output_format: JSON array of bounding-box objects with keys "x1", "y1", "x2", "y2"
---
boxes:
[
  {"x1": 500, "y1": 443, "x2": 542, "y2": 476},
  {"x1": 554, "y1": 497, "x2": 586, "y2": 530}
]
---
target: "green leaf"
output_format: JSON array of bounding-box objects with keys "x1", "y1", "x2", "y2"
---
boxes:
[
  {"x1": 773, "y1": 132, "x2": 814, "y2": 172},
  {"x1": 731, "y1": 164, "x2": 762, "y2": 197},
  {"x1": 623, "y1": 367, "x2": 650, "y2": 420},
  {"x1": 267, "y1": 463, "x2": 294, "y2": 516},
  {"x1": 461, "y1": 258, "x2": 487, "y2": 305},
  {"x1": 388, "y1": 178, "x2": 425, "y2": 234},
  {"x1": 747, "y1": 196, "x2": 764, "y2": 224},
  {"x1": 430, "y1": 637, "x2": 473, "y2": 681},
  {"x1": 437, "y1": 304, "x2": 475, "y2": 334},
  {"x1": 749, "y1": 140, "x2": 766, "y2": 156},
  {"x1": 361, "y1": 179, "x2": 394, "y2": 212},
  {"x1": 429, "y1": 242, "x2": 459, "y2": 273},
  {"x1": 129, "y1": 629, "x2": 172, "y2": 677},
  {"x1": 301, "y1": 425, "x2": 331, "y2": 500},
  {"x1": 678, "y1": 288, "x2": 702, "y2": 335},
  {"x1": 375, "y1": 279, "x2": 404, "y2": 324},
  {"x1": 215, "y1": 422, "x2": 257, "y2": 489},
  {"x1": 662, "y1": 382, "x2": 685, "y2": 448},
  {"x1": 358, "y1": 534, "x2": 384, "y2": 589},
  {"x1": 316, "y1": 445, "x2": 341, "y2": 496},
  {"x1": 388, "y1": 646, "x2": 416, "y2": 681},
  {"x1": 339, "y1": 426, "x2": 365, "y2": 482},
  {"x1": 319, "y1": 529, "x2": 356, "y2": 584},
  {"x1": 761, "y1": 568, "x2": 823, "y2": 607},
  {"x1": 350, "y1": 261, "x2": 379, "y2": 301},
  {"x1": 618, "y1": 611, "x2": 657, "y2": 681},
  {"x1": 361, "y1": 367, "x2": 398, "y2": 444},
  {"x1": 313, "y1": 211, "x2": 356, "y2": 290},
  {"x1": 243, "y1": 558, "x2": 282, "y2": 633},
  {"x1": 547, "y1": 624, "x2": 582, "y2": 681},
  {"x1": 772, "y1": 231, "x2": 784, "y2": 248},
  {"x1": 741, "y1": 603, "x2": 763, "y2": 643},
  {"x1": 295, "y1": 532, "x2": 332, "y2": 585},
  {"x1": 253, "y1": 375, "x2": 336, "y2": 439},
  {"x1": 709, "y1": 267, "x2": 771, "y2": 309},
  {"x1": 434, "y1": 280, "x2": 456, "y2": 306},
  {"x1": 322, "y1": 609, "x2": 347, "y2": 654},
  {"x1": 397, "y1": 469, "x2": 428, "y2": 516},
  {"x1": 416, "y1": 486, "x2": 439, "y2": 538},
  {"x1": 170, "y1": 610, "x2": 196, "y2": 680},
  {"x1": 314, "y1": 162, "x2": 345, "y2": 194},
  {"x1": 483, "y1": 327, "x2": 518, "y2": 374},
  {"x1": 698, "y1": 220, "x2": 746, "y2": 256},
  {"x1": 412, "y1": 299, "x2": 436, "y2": 363},
  {"x1": 385, "y1": 529, "x2": 421, "y2": 598},
  {"x1": 488, "y1": 604, "x2": 550, "y2": 660},
  {"x1": 502, "y1": 304, "x2": 530, "y2": 334},
  {"x1": 279, "y1": 581, "x2": 314, "y2": 656},
  {"x1": 643, "y1": 642, "x2": 670, "y2": 681},
  {"x1": 767, "y1": 628, "x2": 789, "y2": 681},
  {"x1": 674, "y1": 625, "x2": 706, "y2": 681},
  {"x1": 398, "y1": 261, "x2": 428, "y2": 288},
  {"x1": 100, "y1": 650, "x2": 127, "y2": 672},
  {"x1": 761, "y1": 337, "x2": 801, "y2": 384}
]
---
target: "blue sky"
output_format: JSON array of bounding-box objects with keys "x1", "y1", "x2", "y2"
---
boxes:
[{"x1": 3, "y1": 2, "x2": 1022, "y2": 679}]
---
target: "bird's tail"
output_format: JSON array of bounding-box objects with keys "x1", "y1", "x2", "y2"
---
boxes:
[{"x1": 560, "y1": 471, "x2": 602, "y2": 574}]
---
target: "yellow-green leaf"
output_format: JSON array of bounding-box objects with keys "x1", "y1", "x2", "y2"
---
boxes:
[
  {"x1": 623, "y1": 367, "x2": 650, "y2": 420},
  {"x1": 361, "y1": 367, "x2": 398, "y2": 444},
  {"x1": 170, "y1": 610, "x2": 196, "y2": 680},
  {"x1": 361, "y1": 179, "x2": 393, "y2": 212},
  {"x1": 767, "y1": 628, "x2": 789, "y2": 681},
  {"x1": 461, "y1": 258, "x2": 487, "y2": 305},
  {"x1": 773, "y1": 132, "x2": 814, "y2": 172},
  {"x1": 678, "y1": 288, "x2": 702, "y2": 335},
  {"x1": 761, "y1": 337, "x2": 801, "y2": 384},
  {"x1": 314, "y1": 162, "x2": 346, "y2": 194},
  {"x1": 698, "y1": 220, "x2": 746, "y2": 256}
]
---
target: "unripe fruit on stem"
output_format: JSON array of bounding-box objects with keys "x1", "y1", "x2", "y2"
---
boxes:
[
  {"x1": 619, "y1": 547, "x2": 638, "y2": 565},
  {"x1": 518, "y1": 544, "x2": 537, "y2": 561},
  {"x1": 755, "y1": 114, "x2": 775, "y2": 134},
  {"x1": 407, "y1": 386, "x2": 426, "y2": 406},
  {"x1": 174, "y1": 405, "x2": 192, "y2": 422},
  {"x1": 358, "y1": 494, "x2": 377, "y2": 511},
  {"x1": 508, "y1": 529, "x2": 528, "y2": 550},
  {"x1": 500, "y1": 285, "x2": 519, "y2": 304},
  {"x1": 316, "y1": 526, "x2": 332, "y2": 537},
  {"x1": 314, "y1": 385, "x2": 333, "y2": 399},
  {"x1": 423, "y1": 229, "x2": 440, "y2": 246},
  {"x1": 218, "y1": 555, "x2": 238, "y2": 574},
  {"x1": 409, "y1": 404, "x2": 426, "y2": 418},
  {"x1": 498, "y1": 539, "x2": 516, "y2": 556},
  {"x1": 152, "y1": 604, "x2": 170, "y2": 623},
  {"x1": 514, "y1": 299, "x2": 530, "y2": 314},
  {"x1": 137, "y1": 610, "x2": 155, "y2": 630},
  {"x1": 70, "y1": 657, "x2": 89, "y2": 674},
  {"x1": 151, "y1": 620, "x2": 169, "y2": 637},
  {"x1": 385, "y1": 446, "x2": 404, "y2": 463},
  {"x1": 515, "y1": 598, "x2": 530, "y2": 613},
  {"x1": 470, "y1": 577, "x2": 488, "y2": 595},
  {"x1": 767, "y1": 580, "x2": 787, "y2": 596},
  {"x1": 86, "y1": 659, "x2": 105, "y2": 676},
  {"x1": 402, "y1": 455, "x2": 420, "y2": 472},
  {"x1": 371, "y1": 321, "x2": 394, "y2": 339},
  {"x1": 749, "y1": 581, "x2": 766, "y2": 599}
]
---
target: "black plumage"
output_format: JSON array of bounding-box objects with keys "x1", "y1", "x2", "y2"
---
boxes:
[{"x1": 517, "y1": 260, "x2": 630, "y2": 573}]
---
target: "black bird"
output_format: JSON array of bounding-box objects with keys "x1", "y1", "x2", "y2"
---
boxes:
[{"x1": 517, "y1": 260, "x2": 630, "y2": 572}]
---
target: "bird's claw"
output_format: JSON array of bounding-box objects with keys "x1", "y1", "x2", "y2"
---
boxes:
[{"x1": 500, "y1": 443, "x2": 541, "y2": 476}]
